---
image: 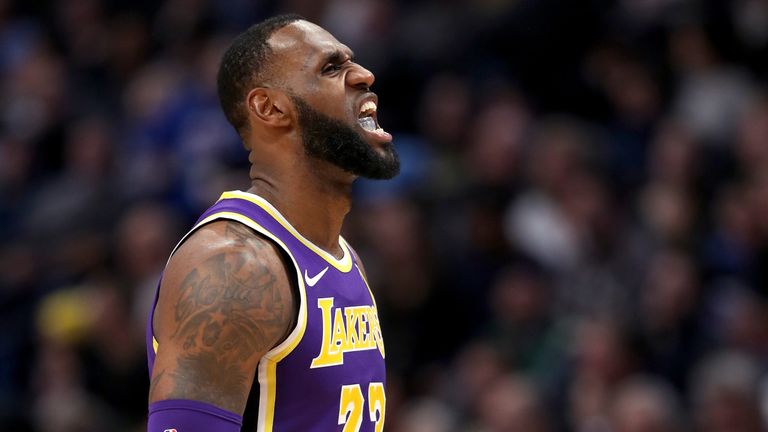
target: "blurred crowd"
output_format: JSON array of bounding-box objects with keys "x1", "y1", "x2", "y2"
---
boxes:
[{"x1": 2, "y1": 0, "x2": 768, "y2": 431}]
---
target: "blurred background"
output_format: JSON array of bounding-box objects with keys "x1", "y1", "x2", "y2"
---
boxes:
[{"x1": 2, "y1": 0, "x2": 768, "y2": 431}]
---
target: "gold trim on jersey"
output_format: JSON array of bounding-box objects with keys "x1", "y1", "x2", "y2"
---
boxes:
[
  {"x1": 219, "y1": 191, "x2": 353, "y2": 273},
  {"x1": 191, "y1": 211, "x2": 309, "y2": 432}
]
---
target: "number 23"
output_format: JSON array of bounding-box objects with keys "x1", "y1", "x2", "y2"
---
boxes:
[{"x1": 338, "y1": 382, "x2": 385, "y2": 432}]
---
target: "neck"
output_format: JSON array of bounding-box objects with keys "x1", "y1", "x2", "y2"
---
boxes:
[{"x1": 248, "y1": 164, "x2": 353, "y2": 259}]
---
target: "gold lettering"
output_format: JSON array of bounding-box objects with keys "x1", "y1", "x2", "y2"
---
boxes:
[
  {"x1": 310, "y1": 297, "x2": 343, "y2": 368},
  {"x1": 358, "y1": 308, "x2": 370, "y2": 348},
  {"x1": 370, "y1": 307, "x2": 385, "y2": 357},
  {"x1": 331, "y1": 308, "x2": 347, "y2": 351},
  {"x1": 345, "y1": 307, "x2": 359, "y2": 349},
  {"x1": 311, "y1": 299, "x2": 386, "y2": 368}
]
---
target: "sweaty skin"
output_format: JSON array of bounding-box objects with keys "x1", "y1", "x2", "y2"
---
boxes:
[{"x1": 149, "y1": 20, "x2": 389, "y2": 416}]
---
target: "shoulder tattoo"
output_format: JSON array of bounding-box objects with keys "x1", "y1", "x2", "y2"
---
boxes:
[{"x1": 160, "y1": 221, "x2": 292, "y2": 412}]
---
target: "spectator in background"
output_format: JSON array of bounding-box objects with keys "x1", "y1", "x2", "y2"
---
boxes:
[
  {"x1": 474, "y1": 374, "x2": 551, "y2": 432},
  {"x1": 484, "y1": 263, "x2": 566, "y2": 389},
  {"x1": 670, "y1": 23, "x2": 756, "y2": 147},
  {"x1": 609, "y1": 375, "x2": 685, "y2": 432},
  {"x1": 690, "y1": 351, "x2": 764, "y2": 432},
  {"x1": 639, "y1": 248, "x2": 704, "y2": 390},
  {"x1": 566, "y1": 319, "x2": 641, "y2": 432}
]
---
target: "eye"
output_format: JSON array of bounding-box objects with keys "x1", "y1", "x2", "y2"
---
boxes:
[{"x1": 322, "y1": 63, "x2": 342, "y2": 74}]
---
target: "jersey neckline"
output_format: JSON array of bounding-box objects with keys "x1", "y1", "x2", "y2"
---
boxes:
[{"x1": 219, "y1": 190, "x2": 353, "y2": 273}]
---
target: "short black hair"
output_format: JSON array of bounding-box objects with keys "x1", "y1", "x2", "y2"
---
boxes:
[{"x1": 217, "y1": 14, "x2": 305, "y2": 135}]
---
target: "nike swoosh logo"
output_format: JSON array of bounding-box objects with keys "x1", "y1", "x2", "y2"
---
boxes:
[{"x1": 304, "y1": 266, "x2": 329, "y2": 287}]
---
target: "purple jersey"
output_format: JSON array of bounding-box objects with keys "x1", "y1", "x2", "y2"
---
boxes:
[{"x1": 147, "y1": 190, "x2": 387, "y2": 431}]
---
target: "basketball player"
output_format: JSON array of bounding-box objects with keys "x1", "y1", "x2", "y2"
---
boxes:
[{"x1": 145, "y1": 14, "x2": 399, "y2": 432}]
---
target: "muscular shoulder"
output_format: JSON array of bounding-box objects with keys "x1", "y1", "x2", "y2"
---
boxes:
[
  {"x1": 150, "y1": 220, "x2": 295, "y2": 413},
  {"x1": 167, "y1": 219, "x2": 282, "y2": 276}
]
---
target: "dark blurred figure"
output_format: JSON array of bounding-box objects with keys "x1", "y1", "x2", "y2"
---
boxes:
[
  {"x1": 484, "y1": 263, "x2": 565, "y2": 389},
  {"x1": 639, "y1": 249, "x2": 706, "y2": 390},
  {"x1": 566, "y1": 319, "x2": 642, "y2": 432},
  {"x1": 609, "y1": 375, "x2": 686, "y2": 432},
  {"x1": 474, "y1": 374, "x2": 551, "y2": 432},
  {"x1": 690, "y1": 351, "x2": 764, "y2": 432}
]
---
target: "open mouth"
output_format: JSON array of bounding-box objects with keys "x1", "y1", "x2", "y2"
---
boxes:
[
  {"x1": 358, "y1": 100, "x2": 379, "y2": 132},
  {"x1": 357, "y1": 100, "x2": 391, "y2": 142}
]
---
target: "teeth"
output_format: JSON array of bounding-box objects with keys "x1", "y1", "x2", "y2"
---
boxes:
[
  {"x1": 359, "y1": 101, "x2": 377, "y2": 116},
  {"x1": 358, "y1": 116, "x2": 376, "y2": 131}
]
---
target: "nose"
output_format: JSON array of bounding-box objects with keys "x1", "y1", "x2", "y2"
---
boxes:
[{"x1": 347, "y1": 63, "x2": 375, "y2": 90}]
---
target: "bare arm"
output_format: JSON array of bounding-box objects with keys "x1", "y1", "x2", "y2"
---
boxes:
[{"x1": 148, "y1": 220, "x2": 295, "y2": 414}]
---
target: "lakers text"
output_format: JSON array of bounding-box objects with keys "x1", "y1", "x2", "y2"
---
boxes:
[{"x1": 310, "y1": 297, "x2": 385, "y2": 368}]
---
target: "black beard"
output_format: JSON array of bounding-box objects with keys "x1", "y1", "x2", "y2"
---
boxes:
[{"x1": 290, "y1": 95, "x2": 400, "y2": 180}]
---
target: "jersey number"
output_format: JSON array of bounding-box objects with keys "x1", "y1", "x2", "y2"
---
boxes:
[{"x1": 338, "y1": 382, "x2": 385, "y2": 432}]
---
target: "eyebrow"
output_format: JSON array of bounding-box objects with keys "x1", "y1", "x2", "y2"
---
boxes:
[{"x1": 322, "y1": 48, "x2": 355, "y2": 65}]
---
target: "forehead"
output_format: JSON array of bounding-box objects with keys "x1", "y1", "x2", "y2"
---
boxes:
[{"x1": 268, "y1": 21, "x2": 351, "y2": 68}]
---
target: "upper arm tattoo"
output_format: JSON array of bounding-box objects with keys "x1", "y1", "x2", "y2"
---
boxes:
[{"x1": 154, "y1": 221, "x2": 292, "y2": 413}]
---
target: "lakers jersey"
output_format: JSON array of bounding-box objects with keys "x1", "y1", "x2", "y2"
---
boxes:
[{"x1": 147, "y1": 190, "x2": 387, "y2": 431}]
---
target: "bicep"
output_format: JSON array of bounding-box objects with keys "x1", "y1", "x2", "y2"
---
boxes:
[{"x1": 149, "y1": 222, "x2": 295, "y2": 414}]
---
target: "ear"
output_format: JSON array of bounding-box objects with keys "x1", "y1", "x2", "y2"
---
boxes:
[{"x1": 246, "y1": 88, "x2": 292, "y2": 127}]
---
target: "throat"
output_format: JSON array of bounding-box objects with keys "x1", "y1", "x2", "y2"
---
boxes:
[{"x1": 247, "y1": 179, "x2": 351, "y2": 257}]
